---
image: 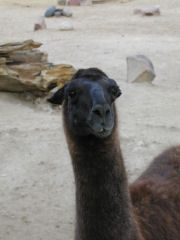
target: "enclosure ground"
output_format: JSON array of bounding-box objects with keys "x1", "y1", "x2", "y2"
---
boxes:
[{"x1": 0, "y1": 0, "x2": 180, "y2": 239}]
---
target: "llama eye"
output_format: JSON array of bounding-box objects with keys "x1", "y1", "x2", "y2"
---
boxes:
[{"x1": 68, "y1": 90, "x2": 76, "y2": 98}]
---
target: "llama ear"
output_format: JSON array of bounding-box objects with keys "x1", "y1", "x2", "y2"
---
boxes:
[
  {"x1": 109, "y1": 78, "x2": 122, "y2": 98},
  {"x1": 71, "y1": 69, "x2": 85, "y2": 80},
  {"x1": 116, "y1": 86, "x2": 122, "y2": 98},
  {"x1": 47, "y1": 85, "x2": 67, "y2": 105}
]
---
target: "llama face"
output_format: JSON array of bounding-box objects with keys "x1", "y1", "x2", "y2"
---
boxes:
[{"x1": 48, "y1": 68, "x2": 121, "y2": 138}]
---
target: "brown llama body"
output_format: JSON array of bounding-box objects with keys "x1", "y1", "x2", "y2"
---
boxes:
[
  {"x1": 131, "y1": 146, "x2": 180, "y2": 240},
  {"x1": 48, "y1": 68, "x2": 180, "y2": 240}
]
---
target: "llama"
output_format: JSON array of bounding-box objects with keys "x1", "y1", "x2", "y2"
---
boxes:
[{"x1": 48, "y1": 68, "x2": 180, "y2": 240}]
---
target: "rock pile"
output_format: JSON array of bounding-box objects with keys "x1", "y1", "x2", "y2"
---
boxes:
[
  {"x1": 0, "y1": 40, "x2": 76, "y2": 96},
  {"x1": 45, "y1": 6, "x2": 73, "y2": 17}
]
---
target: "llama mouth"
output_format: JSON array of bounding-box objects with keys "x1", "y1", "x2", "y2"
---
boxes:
[
  {"x1": 87, "y1": 121, "x2": 113, "y2": 138},
  {"x1": 90, "y1": 127, "x2": 112, "y2": 138}
]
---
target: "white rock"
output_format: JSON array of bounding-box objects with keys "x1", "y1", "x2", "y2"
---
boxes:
[
  {"x1": 134, "y1": 5, "x2": 160, "y2": 16},
  {"x1": 80, "y1": 0, "x2": 92, "y2": 5},
  {"x1": 127, "y1": 55, "x2": 155, "y2": 83},
  {"x1": 62, "y1": 8, "x2": 73, "y2": 17},
  {"x1": 143, "y1": 5, "x2": 160, "y2": 16},
  {"x1": 59, "y1": 21, "x2": 73, "y2": 31}
]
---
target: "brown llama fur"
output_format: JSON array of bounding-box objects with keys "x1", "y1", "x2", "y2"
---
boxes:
[
  {"x1": 130, "y1": 146, "x2": 180, "y2": 240},
  {"x1": 48, "y1": 68, "x2": 180, "y2": 240}
]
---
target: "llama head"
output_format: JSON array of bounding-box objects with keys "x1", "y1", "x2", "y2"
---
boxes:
[{"x1": 48, "y1": 68, "x2": 121, "y2": 138}]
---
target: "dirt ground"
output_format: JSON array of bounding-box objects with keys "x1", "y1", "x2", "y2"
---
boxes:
[{"x1": 0, "y1": 0, "x2": 180, "y2": 239}]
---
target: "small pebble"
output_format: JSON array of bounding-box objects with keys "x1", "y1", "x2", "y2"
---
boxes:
[
  {"x1": 133, "y1": 5, "x2": 160, "y2": 16},
  {"x1": 34, "y1": 17, "x2": 47, "y2": 31},
  {"x1": 54, "y1": 9, "x2": 63, "y2": 17},
  {"x1": 133, "y1": 8, "x2": 142, "y2": 15},
  {"x1": 67, "y1": 0, "x2": 80, "y2": 6},
  {"x1": 143, "y1": 5, "x2": 160, "y2": 16},
  {"x1": 62, "y1": 8, "x2": 73, "y2": 17},
  {"x1": 44, "y1": 5, "x2": 56, "y2": 17},
  {"x1": 80, "y1": 0, "x2": 92, "y2": 5},
  {"x1": 59, "y1": 21, "x2": 73, "y2": 31},
  {"x1": 57, "y1": 0, "x2": 66, "y2": 5}
]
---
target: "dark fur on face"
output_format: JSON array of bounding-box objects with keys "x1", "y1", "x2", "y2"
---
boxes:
[{"x1": 48, "y1": 68, "x2": 121, "y2": 138}]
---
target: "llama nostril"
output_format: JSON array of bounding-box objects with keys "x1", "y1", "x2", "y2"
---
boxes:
[
  {"x1": 92, "y1": 104, "x2": 110, "y2": 118},
  {"x1": 93, "y1": 109, "x2": 101, "y2": 117},
  {"x1": 106, "y1": 109, "x2": 110, "y2": 115},
  {"x1": 92, "y1": 105, "x2": 103, "y2": 117},
  {"x1": 104, "y1": 104, "x2": 111, "y2": 116}
]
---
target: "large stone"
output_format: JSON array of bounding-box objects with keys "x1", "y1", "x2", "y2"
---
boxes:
[
  {"x1": 0, "y1": 64, "x2": 43, "y2": 94},
  {"x1": 42, "y1": 64, "x2": 76, "y2": 88},
  {"x1": 7, "y1": 50, "x2": 48, "y2": 63},
  {"x1": 0, "y1": 58, "x2": 6, "y2": 64},
  {"x1": 127, "y1": 55, "x2": 156, "y2": 83},
  {"x1": 0, "y1": 40, "x2": 76, "y2": 96},
  {"x1": 0, "y1": 63, "x2": 76, "y2": 96},
  {"x1": 0, "y1": 40, "x2": 42, "y2": 54},
  {"x1": 0, "y1": 40, "x2": 46, "y2": 64}
]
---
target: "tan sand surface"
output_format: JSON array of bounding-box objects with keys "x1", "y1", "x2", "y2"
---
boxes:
[{"x1": 0, "y1": 0, "x2": 180, "y2": 239}]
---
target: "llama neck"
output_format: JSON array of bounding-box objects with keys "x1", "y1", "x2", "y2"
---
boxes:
[{"x1": 65, "y1": 124, "x2": 142, "y2": 240}]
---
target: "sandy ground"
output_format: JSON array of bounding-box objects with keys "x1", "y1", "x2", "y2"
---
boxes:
[{"x1": 0, "y1": 0, "x2": 180, "y2": 239}]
